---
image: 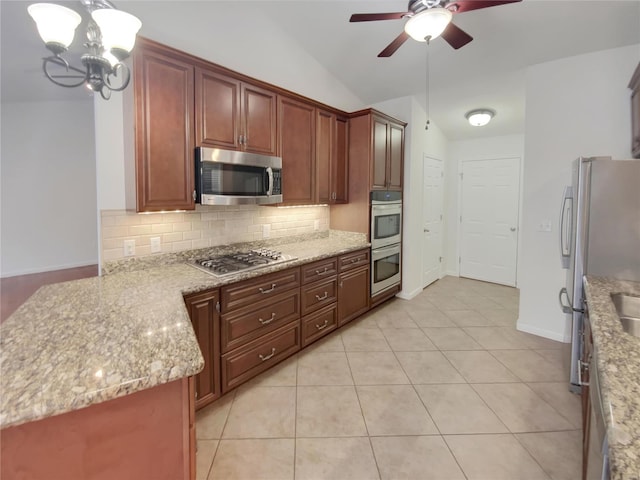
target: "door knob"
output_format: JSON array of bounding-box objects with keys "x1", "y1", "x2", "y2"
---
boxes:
[
  {"x1": 424, "y1": 228, "x2": 430, "y2": 232},
  {"x1": 510, "y1": 227, "x2": 516, "y2": 232}
]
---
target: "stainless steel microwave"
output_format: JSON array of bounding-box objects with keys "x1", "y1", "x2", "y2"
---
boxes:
[{"x1": 195, "y1": 147, "x2": 283, "y2": 205}]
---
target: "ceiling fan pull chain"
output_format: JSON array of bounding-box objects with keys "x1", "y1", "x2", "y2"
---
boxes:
[{"x1": 425, "y1": 36, "x2": 431, "y2": 130}]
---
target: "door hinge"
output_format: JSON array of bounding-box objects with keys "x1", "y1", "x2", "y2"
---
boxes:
[
  {"x1": 459, "y1": 215, "x2": 462, "y2": 222},
  {"x1": 441, "y1": 171, "x2": 444, "y2": 177},
  {"x1": 439, "y1": 257, "x2": 442, "y2": 263},
  {"x1": 440, "y1": 214, "x2": 443, "y2": 221},
  {"x1": 460, "y1": 172, "x2": 463, "y2": 180},
  {"x1": 459, "y1": 256, "x2": 461, "y2": 264}
]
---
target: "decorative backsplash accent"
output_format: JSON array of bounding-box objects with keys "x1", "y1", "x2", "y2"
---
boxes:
[{"x1": 101, "y1": 205, "x2": 330, "y2": 264}]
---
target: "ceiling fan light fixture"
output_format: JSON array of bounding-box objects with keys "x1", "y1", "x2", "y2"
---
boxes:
[
  {"x1": 465, "y1": 109, "x2": 495, "y2": 127},
  {"x1": 404, "y1": 8, "x2": 452, "y2": 42}
]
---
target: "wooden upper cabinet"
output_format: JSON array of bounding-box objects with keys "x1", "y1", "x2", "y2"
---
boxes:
[
  {"x1": 317, "y1": 110, "x2": 349, "y2": 204},
  {"x1": 333, "y1": 115, "x2": 349, "y2": 203},
  {"x1": 371, "y1": 114, "x2": 405, "y2": 191},
  {"x1": 134, "y1": 41, "x2": 195, "y2": 212},
  {"x1": 279, "y1": 96, "x2": 316, "y2": 205},
  {"x1": 195, "y1": 68, "x2": 241, "y2": 150},
  {"x1": 242, "y1": 83, "x2": 278, "y2": 156},
  {"x1": 195, "y1": 68, "x2": 278, "y2": 156}
]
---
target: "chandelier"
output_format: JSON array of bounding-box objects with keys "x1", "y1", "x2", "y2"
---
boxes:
[{"x1": 28, "y1": 0, "x2": 142, "y2": 100}]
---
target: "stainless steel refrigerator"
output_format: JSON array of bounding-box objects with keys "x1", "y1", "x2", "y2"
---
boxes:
[{"x1": 559, "y1": 157, "x2": 640, "y2": 393}]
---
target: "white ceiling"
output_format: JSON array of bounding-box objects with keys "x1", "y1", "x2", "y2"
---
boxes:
[{"x1": 2, "y1": 0, "x2": 639, "y2": 140}]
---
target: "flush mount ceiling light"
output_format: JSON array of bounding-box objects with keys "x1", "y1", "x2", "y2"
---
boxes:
[
  {"x1": 403, "y1": 8, "x2": 452, "y2": 42},
  {"x1": 465, "y1": 109, "x2": 495, "y2": 127},
  {"x1": 28, "y1": 0, "x2": 142, "y2": 100}
]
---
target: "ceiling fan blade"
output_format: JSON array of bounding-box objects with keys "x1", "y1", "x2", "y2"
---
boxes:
[
  {"x1": 378, "y1": 31, "x2": 410, "y2": 58},
  {"x1": 440, "y1": 22, "x2": 473, "y2": 49},
  {"x1": 350, "y1": 12, "x2": 409, "y2": 22},
  {"x1": 445, "y1": 0, "x2": 521, "y2": 14}
]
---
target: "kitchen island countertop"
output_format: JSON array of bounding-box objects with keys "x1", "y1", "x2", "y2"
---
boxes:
[
  {"x1": 583, "y1": 275, "x2": 640, "y2": 480},
  {"x1": 0, "y1": 231, "x2": 369, "y2": 429}
]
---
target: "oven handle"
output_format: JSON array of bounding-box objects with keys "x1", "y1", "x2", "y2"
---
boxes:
[{"x1": 372, "y1": 244, "x2": 401, "y2": 259}]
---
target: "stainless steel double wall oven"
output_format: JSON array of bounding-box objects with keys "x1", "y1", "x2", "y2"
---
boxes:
[{"x1": 370, "y1": 191, "x2": 402, "y2": 296}]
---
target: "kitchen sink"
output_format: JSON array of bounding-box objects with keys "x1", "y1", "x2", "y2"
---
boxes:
[{"x1": 611, "y1": 293, "x2": 640, "y2": 337}]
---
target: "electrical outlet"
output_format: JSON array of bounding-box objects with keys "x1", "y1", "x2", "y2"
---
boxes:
[
  {"x1": 150, "y1": 236, "x2": 161, "y2": 253},
  {"x1": 314, "y1": 219, "x2": 320, "y2": 231},
  {"x1": 123, "y1": 239, "x2": 136, "y2": 256},
  {"x1": 263, "y1": 224, "x2": 271, "y2": 239}
]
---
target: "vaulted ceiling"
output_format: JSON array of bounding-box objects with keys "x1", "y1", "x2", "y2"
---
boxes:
[{"x1": 2, "y1": 0, "x2": 639, "y2": 140}]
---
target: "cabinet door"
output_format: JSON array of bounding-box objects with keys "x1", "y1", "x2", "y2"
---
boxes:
[
  {"x1": 134, "y1": 46, "x2": 195, "y2": 212},
  {"x1": 185, "y1": 290, "x2": 221, "y2": 410},
  {"x1": 195, "y1": 67, "x2": 241, "y2": 150},
  {"x1": 242, "y1": 83, "x2": 278, "y2": 156},
  {"x1": 278, "y1": 97, "x2": 316, "y2": 205},
  {"x1": 388, "y1": 122, "x2": 404, "y2": 191},
  {"x1": 371, "y1": 116, "x2": 389, "y2": 190},
  {"x1": 333, "y1": 115, "x2": 349, "y2": 203},
  {"x1": 316, "y1": 109, "x2": 333, "y2": 204},
  {"x1": 338, "y1": 266, "x2": 370, "y2": 326}
]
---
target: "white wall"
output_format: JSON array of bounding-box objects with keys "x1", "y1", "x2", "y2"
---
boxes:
[
  {"x1": 371, "y1": 96, "x2": 449, "y2": 299},
  {"x1": 518, "y1": 44, "x2": 638, "y2": 342},
  {"x1": 0, "y1": 100, "x2": 98, "y2": 276},
  {"x1": 446, "y1": 134, "x2": 525, "y2": 276}
]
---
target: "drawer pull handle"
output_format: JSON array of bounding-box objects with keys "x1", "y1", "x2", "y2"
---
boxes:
[
  {"x1": 259, "y1": 283, "x2": 277, "y2": 294},
  {"x1": 315, "y1": 319, "x2": 330, "y2": 330},
  {"x1": 258, "y1": 313, "x2": 276, "y2": 325},
  {"x1": 315, "y1": 267, "x2": 329, "y2": 275},
  {"x1": 258, "y1": 348, "x2": 276, "y2": 362},
  {"x1": 351, "y1": 258, "x2": 360, "y2": 264},
  {"x1": 315, "y1": 292, "x2": 329, "y2": 301}
]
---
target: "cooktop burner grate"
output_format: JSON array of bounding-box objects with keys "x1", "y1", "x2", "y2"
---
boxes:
[{"x1": 191, "y1": 249, "x2": 297, "y2": 277}]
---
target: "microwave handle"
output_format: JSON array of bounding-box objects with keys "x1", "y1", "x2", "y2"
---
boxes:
[{"x1": 266, "y1": 167, "x2": 273, "y2": 197}]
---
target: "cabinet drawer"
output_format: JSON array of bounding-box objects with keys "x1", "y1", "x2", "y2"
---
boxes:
[
  {"x1": 221, "y1": 290, "x2": 300, "y2": 353},
  {"x1": 339, "y1": 249, "x2": 370, "y2": 272},
  {"x1": 221, "y1": 321, "x2": 300, "y2": 393},
  {"x1": 301, "y1": 278, "x2": 337, "y2": 316},
  {"x1": 221, "y1": 267, "x2": 300, "y2": 312},
  {"x1": 301, "y1": 257, "x2": 338, "y2": 285},
  {"x1": 302, "y1": 304, "x2": 338, "y2": 347}
]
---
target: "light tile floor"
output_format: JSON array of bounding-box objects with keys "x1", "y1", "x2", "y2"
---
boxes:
[{"x1": 196, "y1": 276, "x2": 582, "y2": 480}]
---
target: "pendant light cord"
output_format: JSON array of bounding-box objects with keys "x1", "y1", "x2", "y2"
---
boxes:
[{"x1": 425, "y1": 36, "x2": 431, "y2": 130}]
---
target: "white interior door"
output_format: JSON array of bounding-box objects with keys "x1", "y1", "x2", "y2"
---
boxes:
[
  {"x1": 422, "y1": 156, "x2": 444, "y2": 288},
  {"x1": 460, "y1": 157, "x2": 520, "y2": 286}
]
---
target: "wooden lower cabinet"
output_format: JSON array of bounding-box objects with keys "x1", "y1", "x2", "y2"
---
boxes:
[
  {"x1": 188, "y1": 248, "x2": 382, "y2": 411},
  {"x1": 221, "y1": 321, "x2": 301, "y2": 393},
  {"x1": 302, "y1": 303, "x2": 338, "y2": 347},
  {"x1": 184, "y1": 290, "x2": 221, "y2": 410},
  {"x1": 338, "y1": 266, "x2": 370, "y2": 326}
]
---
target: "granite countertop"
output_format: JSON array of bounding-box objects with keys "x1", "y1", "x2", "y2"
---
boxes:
[
  {"x1": 0, "y1": 231, "x2": 369, "y2": 429},
  {"x1": 583, "y1": 275, "x2": 640, "y2": 480}
]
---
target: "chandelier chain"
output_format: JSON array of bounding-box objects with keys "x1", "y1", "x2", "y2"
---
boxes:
[{"x1": 425, "y1": 36, "x2": 431, "y2": 130}]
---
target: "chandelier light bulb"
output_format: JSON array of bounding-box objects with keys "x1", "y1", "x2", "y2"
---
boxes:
[
  {"x1": 91, "y1": 9, "x2": 142, "y2": 54},
  {"x1": 404, "y1": 8, "x2": 453, "y2": 42},
  {"x1": 465, "y1": 109, "x2": 495, "y2": 127},
  {"x1": 28, "y1": 3, "x2": 81, "y2": 50}
]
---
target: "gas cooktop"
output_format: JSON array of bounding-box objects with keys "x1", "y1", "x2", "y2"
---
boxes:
[{"x1": 191, "y1": 248, "x2": 297, "y2": 277}]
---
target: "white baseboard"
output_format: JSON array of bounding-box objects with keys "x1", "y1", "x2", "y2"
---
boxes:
[
  {"x1": 397, "y1": 286, "x2": 423, "y2": 300},
  {"x1": 516, "y1": 321, "x2": 570, "y2": 343},
  {"x1": 444, "y1": 270, "x2": 459, "y2": 277}
]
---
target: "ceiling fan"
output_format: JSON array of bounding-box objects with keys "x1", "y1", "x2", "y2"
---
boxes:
[{"x1": 350, "y1": 0, "x2": 522, "y2": 57}]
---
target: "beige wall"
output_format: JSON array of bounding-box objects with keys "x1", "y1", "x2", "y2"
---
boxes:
[{"x1": 100, "y1": 205, "x2": 329, "y2": 262}]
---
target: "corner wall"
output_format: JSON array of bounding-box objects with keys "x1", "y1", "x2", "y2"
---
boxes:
[
  {"x1": 518, "y1": 44, "x2": 638, "y2": 341},
  {"x1": 0, "y1": 100, "x2": 98, "y2": 277}
]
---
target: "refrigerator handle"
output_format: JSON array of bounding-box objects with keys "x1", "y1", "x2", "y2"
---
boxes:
[
  {"x1": 559, "y1": 186, "x2": 573, "y2": 269},
  {"x1": 559, "y1": 287, "x2": 573, "y2": 314}
]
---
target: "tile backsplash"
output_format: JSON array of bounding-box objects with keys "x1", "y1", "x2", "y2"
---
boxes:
[{"x1": 101, "y1": 205, "x2": 330, "y2": 263}]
